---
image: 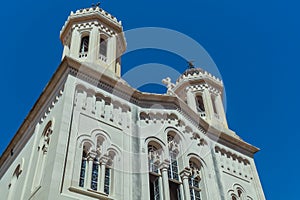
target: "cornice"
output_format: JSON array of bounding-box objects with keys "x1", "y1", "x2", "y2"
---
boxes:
[{"x1": 0, "y1": 56, "x2": 259, "y2": 171}]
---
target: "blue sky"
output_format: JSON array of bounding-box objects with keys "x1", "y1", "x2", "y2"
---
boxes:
[{"x1": 0, "y1": 0, "x2": 299, "y2": 199}]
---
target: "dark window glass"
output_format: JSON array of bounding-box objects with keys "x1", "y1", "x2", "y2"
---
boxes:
[
  {"x1": 196, "y1": 95, "x2": 205, "y2": 112},
  {"x1": 100, "y1": 38, "x2": 107, "y2": 57},
  {"x1": 91, "y1": 159, "x2": 99, "y2": 190},
  {"x1": 80, "y1": 36, "x2": 89, "y2": 53},
  {"x1": 79, "y1": 150, "x2": 87, "y2": 187},
  {"x1": 104, "y1": 167, "x2": 110, "y2": 194},
  {"x1": 149, "y1": 174, "x2": 160, "y2": 200}
]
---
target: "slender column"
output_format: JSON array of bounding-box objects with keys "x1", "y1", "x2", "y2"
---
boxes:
[
  {"x1": 70, "y1": 27, "x2": 80, "y2": 58},
  {"x1": 87, "y1": 152, "x2": 96, "y2": 189},
  {"x1": 88, "y1": 26, "x2": 99, "y2": 62},
  {"x1": 158, "y1": 176, "x2": 164, "y2": 200},
  {"x1": 99, "y1": 156, "x2": 109, "y2": 193},
  {"x1": 108, "y1": 35, "x2": 117, "y2": 73},
  {"x1": 180, "y1": 169, "x2": 191, "y2": 200},
  {"x1": 160, "y1": 160, "x2": 170, "y2": 200}
]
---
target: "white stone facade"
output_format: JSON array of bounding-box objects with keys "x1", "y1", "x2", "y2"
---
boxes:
[{"x1": 0, "y1": 6, "x2": 265, "y2": 200}]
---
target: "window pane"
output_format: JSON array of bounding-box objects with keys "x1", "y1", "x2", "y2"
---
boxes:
[
  {"x1": 79, "y1": 159, "x2": 86, "y2": 187},
  {"x1": 104, "y1": 168, "x2": 110, "y2": 194},
  {"x1": 100, "y1": 38, "x2": 107, "y2": 57},
  {"x1": 91, "y1": 161, "x2": 98, "y2": 190}
]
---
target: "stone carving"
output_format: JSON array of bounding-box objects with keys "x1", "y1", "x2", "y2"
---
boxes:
[{"x1": 162, "y1": 77, "x2": 175, "y2": 95}]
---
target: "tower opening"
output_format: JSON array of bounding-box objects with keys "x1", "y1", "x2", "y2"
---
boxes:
[
  {"x1": 196, "y1": 95, "x2": 205, "y2": 112},
  {"x1": 79, "y1": 36, "x2": 90, "y2": 58},
  {"x1": 99, "y1": 37, "x2": 108, "y2": 60}
]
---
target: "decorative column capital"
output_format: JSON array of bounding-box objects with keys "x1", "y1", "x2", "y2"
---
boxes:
[
  {"x1": 100, "y1": 155, "x2": 110, "y2": 165},
  {"x1": 159, "y1": 159, "x2": 170, "y2": 171},
  {"x1": 180, "y1": 167, "x2": 191, "y2": 179},
  {"x1": 88, "y1": 151, "x2": 97, "y2": 161}
]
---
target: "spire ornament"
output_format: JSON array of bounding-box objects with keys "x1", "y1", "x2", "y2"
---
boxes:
[
  {"x1": 91, "y1": 2, "x2": 100, "y2": 8},
  {"x1": 187, "y1": 60, "x2": 195, "y2": 69}
]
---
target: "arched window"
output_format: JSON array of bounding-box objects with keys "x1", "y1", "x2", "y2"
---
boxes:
[
  {"x1": 237, "y1": 189, "x2": 242, "y2": 198},
  {"x1": 104, "y1": 166, "x2": 111, "y2": 194},
  {"x1": 148, "y1": 145, "x2": 160, "y2": 173},
  {"x1": 195, "y1": 94, "x2": 206, "y2": 118},
  {"x1": 79, "y1": 149, "x2": 87, "y2": 187},
  {"x1": 211, "y1": 94, "x2": 218, "y2": 115},
  {"x1": 99, "y1": 36, "x2": 108, "y2": 61},
  {"x1": 167, "y1": 134, "x2": 181, "y2": 200},
  {"x1": 77, "y1": 132, "x2": 118, "y2": 196},
  {"x1": 103, "y1": 151, "x2": 116, "y2": 195},
  {"x1": 189, "y1": 160, "x2": 202, "y2": 200},
  {"x1": 79, "y1": 36, "x2": 89, "y2": 58},
  {"x1": 148, "y1": 143, "x2": 162, "y2": 200},
  {"x1": 79, "y1": 144, "x2": 91, "y2": 188},
  {"x1": 33, "y1": 121, "x2": 53, "y2": 189},
  {"x1": 228, "y1": 184, "x2": 248, "y2": 200},
  {"x1": 167, "y1": 135, "x2": 179, "y2": 180}
]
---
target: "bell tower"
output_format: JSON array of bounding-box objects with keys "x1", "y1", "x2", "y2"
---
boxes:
[
  {"x1": 60, "y1": 5, "x2": 126, "y2": 78},
  {"x1": 172, "y1": 67, "x2": 228, "y2": 129}
]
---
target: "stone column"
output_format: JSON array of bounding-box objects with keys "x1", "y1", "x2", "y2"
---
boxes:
[
  {"x1": 180, "y1": 169, "x2": 191, "y2": 200},
  {"x1": 108, "y1": 35, "x2": 117, "y2": 74},
  {"x1": 88, "y1": 26, "x2": 99, "y2": 62},
  {"x1": 99, "y1": 156, "x2": 109, "y2": 193},
  {"x1": 87, "y1": 152, "x2": 96, "y2": 189},
  {"x1": 70, "y1": 27, "x2": 80, "y2": 58},
  {"x1": 160, "y1": 160, "x2": 170, "y2": 200}
]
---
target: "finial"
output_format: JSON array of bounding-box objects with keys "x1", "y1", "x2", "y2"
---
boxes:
[
  {"x1": 187, "y1": 60, "x2": 195, "y2": 69},
  {"x1": 92, "y1": 2, "x2": 100, "y2": 8}
]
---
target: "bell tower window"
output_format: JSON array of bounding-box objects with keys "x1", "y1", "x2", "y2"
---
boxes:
[
  {"x1": 211, "y1": 94, "x2": 218, "y2": 115},
  {"x1": 79, "y1": 36, "x2": 89, "y2": 58},
  {"x1": 99, "y1": 37, "x2": 108, "y2": 61},
  {"x1": 195, "y1": 94, "x2": 206, "y2": 118},
  {"x1": 196, "y1": 95, "x2": 205, "y2": 112}
]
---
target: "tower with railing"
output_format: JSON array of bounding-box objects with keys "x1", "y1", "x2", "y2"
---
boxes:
[
  {"x1": 172, "y1": 67, "x2": 228, "y2": 129},
  {"x1": 60, "y1": 6, "x2": 126, "y2": 77}
]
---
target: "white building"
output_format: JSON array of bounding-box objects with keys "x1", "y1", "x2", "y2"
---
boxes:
[{"x1": 0, "y1": 6, "x2": 265, "y2": 200}]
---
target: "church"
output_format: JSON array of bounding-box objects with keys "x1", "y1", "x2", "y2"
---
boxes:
[{"x1": 0, "y1": 5, "x2": 265, "y2": 200}]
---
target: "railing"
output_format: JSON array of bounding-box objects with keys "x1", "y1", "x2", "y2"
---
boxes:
[
  {"x1": 99, "y1": 54, "x2": 107, "y2": 62},
  {"x1": 199, "y1": 111, "x2": 206, "y2": 119},
  {"x1": 79, "y1": 52, "x2": 88, "y2": 58}
]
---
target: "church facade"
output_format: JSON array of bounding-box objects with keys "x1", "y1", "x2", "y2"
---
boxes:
[{"x1": 0, "y1": 6, "x2": 265, "y2": 200}]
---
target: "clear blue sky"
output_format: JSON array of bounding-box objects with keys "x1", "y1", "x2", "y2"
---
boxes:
[{"x1": 0, "y1": 0, "x2": 299, "y2": 199}]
